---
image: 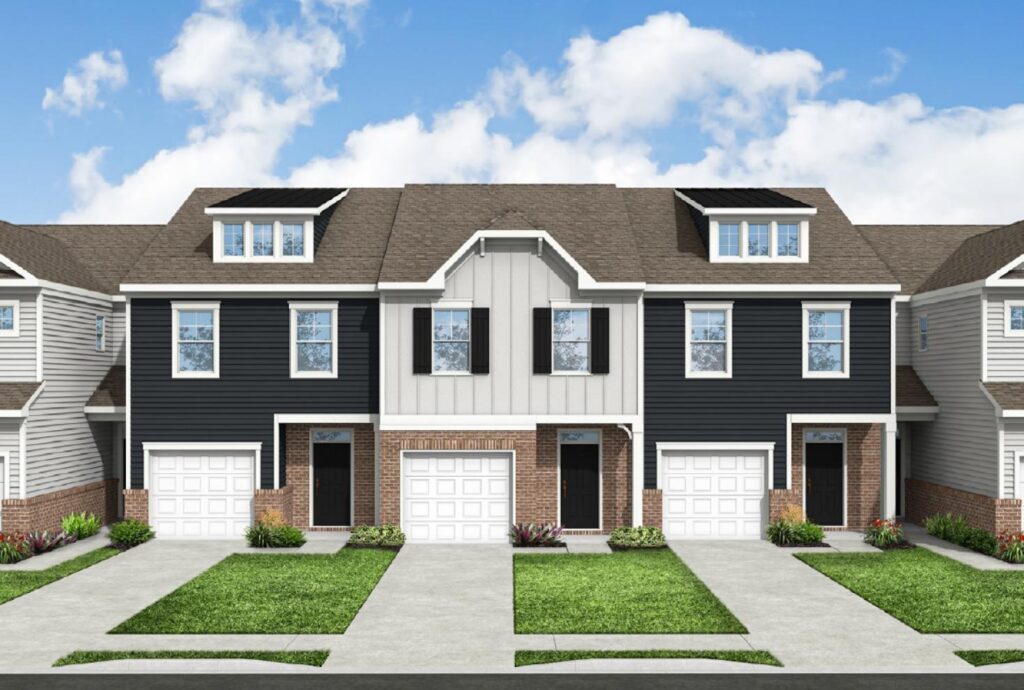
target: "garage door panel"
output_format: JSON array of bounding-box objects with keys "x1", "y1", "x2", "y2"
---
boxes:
[
  {"x1": 662, "y1": 449, "x2": 767, "y2": 540},
  {"x1": 402, "y1": 453, "x2": 511, "y2": 543},
  {"x1": 149, "y1": 451, "x2": 254, "y2": 539}
]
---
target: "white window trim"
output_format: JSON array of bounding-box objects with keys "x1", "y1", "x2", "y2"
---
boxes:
[
  {"x1": 684, "y1": 301, "x2": 733, "y2": 379},
  {"x1": 212, "y1": 218, "x2": 315, "y2": 263},
  {"x1": 550, "y1": 302, "x2": 592, "y2": 376},
  {"x1": 710, "y1": 217, "x2": 810, "y2": 264},
  {"x1": 917, "y1": 314, "x2": 929, "y2": 352},
  {"x1": 0, "y1": 300, "x2": 19, "y2": 338},
  {"x1": 289, "y1": 301, "x2": 338, "y2": 379},
  {"x1": 431, "y1": 302, "x2": 472, "y2": 376},
  {"x1": 171, "y1": 301, "x2": 220, "y2": 379},
  {"x1": 802, "y1": 301, "x2": 851, "y2": 379},
  {"x1": 1005, "y1": 301, "x2": 1024, "y2": 338},
  {"x1": 95, "y1": 314, "x2": 106, "y2": 352}
]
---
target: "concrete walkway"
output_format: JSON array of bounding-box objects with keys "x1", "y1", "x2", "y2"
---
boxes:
[
  {"x1": 903, "y1": 524, "x2": 1024, "y2": 570},
  {"x1": 669, "y1": 540, "x2": 970, "y2": 670},
  {"x1": 0, "y1": 529, "x2": 110, "y2": 572}
]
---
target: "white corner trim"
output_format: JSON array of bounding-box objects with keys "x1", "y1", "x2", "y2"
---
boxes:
[
  {"x1": 126, "y1": 297, "x2": 132, "y2": 491},
  {"x1": 18, "y1": 418, "x2": 27, "y2": 499},
  {"x1": 684, "y1": 301, "x2": 733, "y2": 379},
  {"x1": 801, "y1": 301, "x2": 851, "y2": 379},
  {"x1": 171, "y1": 302, "x2": 221, "y2": 379},
  {"x1": 289, "y1": 301, "x2": 339, "y2": 379},
  {"x1": 0, "y1": 450, "x2": 8, "y2": 503}
]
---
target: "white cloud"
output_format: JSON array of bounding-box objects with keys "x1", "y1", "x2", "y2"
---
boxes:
[
  {"x1": 870, "y1": 47, "x2": 907, "y2": 86},
  {"x1": 42, "y1": 50, "x2": 128, "y2": 116}
]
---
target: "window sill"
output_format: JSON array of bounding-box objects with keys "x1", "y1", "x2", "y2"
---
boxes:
[
  {"x1": 550, "y1": 371, "x2": 592, "y2": 377},
  {"x1": 685, "y1": 371, "x2": 732, "y2": 379},
  {"x1": 290, "y1": 371, "x2": 338, "y2": 379},
  {"x1": 802, "y1": 371, "x2": 850, "y2": 380},
  {"x1": 172, "y1": 371, "x2": 219, "y2": 379},
  {"x1": 430, "y1": 371, "x2": 473, "y2": 377}
]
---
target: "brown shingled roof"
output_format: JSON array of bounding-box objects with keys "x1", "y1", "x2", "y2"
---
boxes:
[
  {"x1": 896, "y1": 366, "x2": 937, "y2": 408},
  {"x1": 122, "y1": 188, "x2": 400, "y2": 285},
  {"x1": 0, "y1": 220, "x2": 106, "y2": 292},
  {"x1": 26, "y1": 224, "x2": 162, "y2": 294},
  {"x1": 625, "y1": 188, "x2": 897, "y2": 285},
  {"x1": 858, "y1": 225, "x2": 997, "y2": 295},
  {"x1": 983, "y1": 382, "x2": 1024, "y2": 411},
  {"x1": 87, "y1": 365, "x2": 124, "y2": 408},
  {"x1": 0, "y1": 382, "x2": 43, "y2": 411},
  {"x1": 915, "y1": 220, "x2": 1024, "y2": 294}
]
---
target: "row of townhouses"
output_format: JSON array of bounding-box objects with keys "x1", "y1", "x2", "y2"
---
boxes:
[{"x1": 0, "y1": 185, "x2": 1021, "y2": 541}]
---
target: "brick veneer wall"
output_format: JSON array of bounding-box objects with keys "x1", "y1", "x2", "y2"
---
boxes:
[
  {"x1": 254, "y1": 486, "x2": 293, "y2": 524},
  {"x1": 284, "y1": 423, "x2": 375, "y2": 528},
  {"x1": 380, "y1": 425, "x2": 633, "y2": 532},
  {"x1": 642, "y1": 489, "x2": 662, "y2": 527},
  {"x1": 767, "y1": 423, "x2": 881, "y2": 530},
  {"x1": 1, "y1": 479, "x2": 118, "y2": 533},
  {"x1": 123, "y1": 489, "x2": 148, "y2": 524},
  {"x1": 905, "y1": 478, "x2": 1022, "y2": 535}
]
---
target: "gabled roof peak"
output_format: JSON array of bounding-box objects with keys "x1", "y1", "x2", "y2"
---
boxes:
[{"x1": 484, "y1": 208, "x2": 537, "y2": 231}]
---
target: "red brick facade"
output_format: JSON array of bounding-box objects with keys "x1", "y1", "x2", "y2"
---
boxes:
[
  {"x1": 905, "y1": 477, "x2": 1022, "y2": 535},
  {"x1": 283, "y1": 423, "x2": 376, "y2": 529},
  {"x1": 642, "y1": 488, "x2": 662, "y2": 527},
  {"x1": 1, "y1": 479, "x2": 118, "y2": 533},
  {"x1": 254, "y1": 486, "x2": 293, "y2": 524},
  {"x1": 379, "y1": 425, "x2": 633, "y2": 532},
  {"x1": 123, "y1": 488, "x2": 148, "y2": 524},
  {"x1": 767, "y1": 423, "x2": 882, "y2": 530}
]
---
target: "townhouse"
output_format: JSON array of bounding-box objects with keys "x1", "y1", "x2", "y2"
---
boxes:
[{"x1": 3, "y1": 183, "x2": 1018, "y2": 541}]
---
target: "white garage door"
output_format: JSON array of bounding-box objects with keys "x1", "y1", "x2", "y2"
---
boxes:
[
  {"x1": 402, "y1": 452, "x2": 511, "y2": 543},
  {"x1": 662, "y1": 449, "x2": 766, "y2": 539},
  {"x1": 150, "y1": 450, "x2": 255, "y2": 539}
]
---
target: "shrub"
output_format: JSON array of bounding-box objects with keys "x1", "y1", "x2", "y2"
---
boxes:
[
  {"x1": 766, "y1": 509, "x2": 824, "y2": 546},
  {"x1": 793, "y1": 521, "x2": 825, "y2": 545},
  {"x1": 24, "y1": 530, "x2": 75, "y2": 555},
  {"x1": 348, "y1": 524, "x2": 406, "y2": 548},
  {"x1": 508, "y1": 523, "x2": 563, "y2": 547},
  {"x1": 864, "y1": 518, "x2": 905, "y2": 548},
  {"x1": 109, "y1": 520, "x2": 154, "y2": 550},
  {"x1": 245, "y1": 520, "x2": 307, "y2": 548},
  {"x1": 766, "y1": 519, "x2": 798, "y2": 545},
  {"x1": 257, "y1": 508, "x2": 287, "y2": 528},
  {"x1": 779, "y1": 505, "x2": 805, "y2": 523},
  {"x1": 0, "y1": 533, "x2": 30, "y2": 564},
  {"x1": 960, "y1": 527, "x2": 998, "y2": 555},
  {"x1": 607, "y1": 526, "x2": 666, "y2": 549},
  {"x1": 996, "y1": 532, "x2": 1024, "y2": 564},
  {"x1": 61, "y1": 512, "x2": 101, "y2": 540},
  {"x1": 925, "y1": 513, "x2": 998, "y2": 556}
]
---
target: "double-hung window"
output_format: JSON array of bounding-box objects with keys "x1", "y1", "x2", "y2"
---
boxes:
[
  {"x1": 777, "y1": 223, "x2": 800, "y2": 256},
  {"x1": 918, "y1": 315, "x2": 929, "y2": 351},
  {"x1": 432, "y1": 308, "x2": 470, "y2": 373},
  {"x1": 1005, "y1": 302, "x2": 1024, "y2": 337},
  {"x1": 803, "y1": 302, "x2": 850, "y2": 378},
  {"x1": 95, "y1": 315, "x2": 106, "y2": 352},
  {"x1": 718, "y1": 223, "x2": 740, "y2": 257},
  {"x1": 282, "y1": 224, "x2": 305, "y2": 257},
  {"x1": 223, "y1": 223, "x2": 244, "y2": 257},
  {"x1": 0, "y1": 301, "x2": 17, "y2": 337},
  {"x1": 685, "y1": 303, "x2": 732, "y2": 378},
  {"x1": 172, "y1": 302, "x2": 220, "y2": 378},
  {"x1": 252, "y1": 223, "x2": 274, "y2": 257},
  {"x1": 552, "y1": 308, "x2": 590, "y2": 373},
  {"x1": 748, "y1": 223, "x2": 770, "y2": 257},
  {"x1": 290, "y1": 302, "x2": 338, "y2": 378}
]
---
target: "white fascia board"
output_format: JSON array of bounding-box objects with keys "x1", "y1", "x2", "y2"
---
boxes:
[
  {"x1": 788, "y1": 412, "x2": 896, "y2": 425},
  {"x1": 2, "y1": 382, "x2": 47, "y2": 418},
  {"x1": 895, "y1": 406, "x2": 939, "y2": 415},
  {"x1": 0, "y1": 252, "x2": 37, "y2": 281},
  {"x1": 275, "y1": 413, "x2": 379, "y2": 424},
  {"x1": 985, "y1": 252, "x2": 1024, "y2": 283},
  {"x1": 204, "y1": 190, "x2": 349, "y2": 217},
  {"x1": 381, "y1": 414, "x2": 641, "y2": 431},
  {"x1": 376, "y1": 229, "x2": 645, "y2": 293},
  {"x1": 978, "y1": 381, "x2": 1008, "y2": 417},
  {"x1": 84, "y1": 405, "x2": 126, "y2": 415},
  {"x1": 120, "y1": 283, "x2": 378, "y2": 295},
  {"x1": 673, "y1": 190, "x2": 817, "y2": 216},
  {"x1": 39, "y1": 281, "x2": 115, "y2": 304},
  {"x1": 644, "y1": 283, "x2": 901, "y2": 295}
]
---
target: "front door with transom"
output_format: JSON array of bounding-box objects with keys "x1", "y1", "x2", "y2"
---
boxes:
[
  {"x1": 805, "y1": 442, "x2": 843, "y2": 525},
  {"x1": 560, "y1": 444, "x2": 600, "y2": 529},
  {"x1": 312, "y1": 442, "x2": 352, "y2": 526}
]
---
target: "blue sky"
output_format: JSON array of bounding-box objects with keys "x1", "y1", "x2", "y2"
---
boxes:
[{"x1": 2, "y1": 1, "x2": 1023, "y2": 224}]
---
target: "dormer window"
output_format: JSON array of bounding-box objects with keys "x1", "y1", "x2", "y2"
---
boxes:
[
  {"x1": 204, "y1": 187, "x2": 348, "y2": 264},
  {"x1": 675, "y1": 188, "x2": 817, "y2": 264}
]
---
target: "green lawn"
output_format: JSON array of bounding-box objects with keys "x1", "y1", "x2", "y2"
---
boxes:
[
  {"x1": 797, "y1": 547, "x2": 1024, "y2": 633},
  {"x1": 955, "y1": 650, "x2": 1024, "y2": 667},
  {"x1": 515, "y1": 649, "x2": 781, "y2": 667},
  {"x1": 54, "y1": 650, "x2": 329, "y2": 668},
  {"x1": 514, "y1": 549, "x2": 745, "y2": 634},
  {"x1": 111, "y1": 549, "x2": 394, "y2": 634},
  {"x1": 0, "y1": 548, "x2": 119, "y2": 606}
]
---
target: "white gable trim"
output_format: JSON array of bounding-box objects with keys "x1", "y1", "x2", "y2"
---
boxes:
[
  {"x1": 0, "y1": 252, "x2": 37, "y2": 282},
  {"x1": 674, "y1": 190, "x2": 818, "y2": 217},
  {"x1": 204, "y1": 190, "x2": 349, "y2": 217}
]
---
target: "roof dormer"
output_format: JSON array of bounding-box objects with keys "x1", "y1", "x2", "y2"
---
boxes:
[
  {"x1": 204, "y1": 188, "x2": 347, "y2": 263},
  {"x1": 676, "y1": 188, "x2": 817, "y2": 264}
]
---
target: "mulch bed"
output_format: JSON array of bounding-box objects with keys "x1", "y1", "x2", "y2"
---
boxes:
[
  {"x1": 875, "y1": 541, "x2": 915, "y2": 550},
  {"x1": 608, "y1": 544, "x2": 668, "y2": 551},
  {"x1": 775, "y1": 542, "x2": 831, "y2": 548},
  {"x1": 344, "y1": 543, "x2": 403, "y2": 552}
]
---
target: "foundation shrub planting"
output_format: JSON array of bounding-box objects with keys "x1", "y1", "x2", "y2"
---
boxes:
[
  {"x1": 246, "y1": 510, "x2": 306, "y2": 548},
  {"x1": 607, "y1": 526, "x2": 666, "y2": 549},
  {"x1": 347, "y1": 524, "x2": 405, "y2": 549},
  {"x1": 108, "y1": 520, "x2": 155, "y2": 550},
  {"x1": 766, "y1": 507, "x2": 825, "y2": 547},
  {"x1": 924, "y1": 513, "x2": 998, "y2": 556},
  {"x1": 61, "y1": 513, "x2": 101, "y2": 540},
  {"x1": 0, "y1": 533, "x2": 31, "y2": 564},
  {"x1": 864, "y1": 518, "x2": 908, "y2": 549},
  {"x1": 509, "y1": 523, "x2": 564, "y2": 548},
  {"x1": 996, "y1": 533, "x2": 1024, "y2": 564},
  {"x1": 25, "y1": 531, "x2": 76, "y2": 555}
]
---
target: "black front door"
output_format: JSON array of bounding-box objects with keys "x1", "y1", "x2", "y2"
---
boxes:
[
  {"x1": 312, "y1": 443, "x2": 351, "y2": 526},
  {"x1": 561, "y1": 444, "x2": 600, "y2": 528},
  {"x1": 805, "y1": 443, "x2": 843, "y2": 525}
]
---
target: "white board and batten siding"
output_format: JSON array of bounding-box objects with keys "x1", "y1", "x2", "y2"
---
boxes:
[
  {"x1": 24, "y1": 287, "x2": 117, "y2": 498},
  {"x1": 383, "y1": 239, "x2": 639, "y2": 416},
  {"x1": 0, "y1": 288, "x2": 38, "y2": 381},
  {"x1": 910, "y1": 294, "x2": 999, "y2": 497}
]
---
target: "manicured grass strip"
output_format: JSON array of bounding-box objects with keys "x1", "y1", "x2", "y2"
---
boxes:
[
  {"x1": 0, "y1": 548, "x2": 119, "y2": 606},
  {"x1": 111, "y1": 548, "x2": 395, "y2": 634},
  {"x1": 514, "y1": 549, "x2": 746, "y2": 634},
  {"x1": 53, "y1": 650, "x2": 329, "y2": 668},
  {"x1": 515, "y1": 650, "x2": 781, "y2": 668},
  {"x1": 955, "y1": 650, "x2": 1024, "y2": 667},
  {"x1": 797, "y1": 547, "x2": 1024, "y2": 633}
]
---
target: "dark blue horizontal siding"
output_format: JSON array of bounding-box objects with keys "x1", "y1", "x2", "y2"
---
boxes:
[
  {"x1": 644, "y1": 298, "x2": 891, "y2": 489},
  {"x1": 130, "y1": 298, "x2": 378, "y2": 489}
]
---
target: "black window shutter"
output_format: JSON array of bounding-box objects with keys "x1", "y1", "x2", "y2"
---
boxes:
[
  {"x1": 533, "y1": 308, "x2": 552, "y2": 374},
  {"x1": 591, "y1": 307, "x2": 610, "y2": 374},
  {"x1": 471, "y1": 308, "x2": 490, "y2": 374},
  {"x1": 412, "y1": 308, "x2": 431, "y2": 374}
]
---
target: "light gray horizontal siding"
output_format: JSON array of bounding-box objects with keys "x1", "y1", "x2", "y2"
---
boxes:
[
  {"x1": 384, "y1": 239, "x2": 639, "y2": 416},
  {"x1": 25, "y1": 288, "x2": 115, "y2": 497},
  {"x1": 896, "y1": 302, "x2": 913, "y2": 365},
  {"x1": 110, "y1": 301, "x2": 127, "y2": 366},
  {"x1": 0, "y1": 422, "x2": 20, "y2": 500},
  {"x1": 0, "y1": 289, "x2": 38, "y2": 381},
  {"x1": 910, "y1": 294, "x2": 999, "y2": 496},
  {"x1": 1002, "y1": 421, "x2": 1024, "y2": 500},
  {"x1": 985, "y1": 289, "x2": 1024, "y2": 381}
]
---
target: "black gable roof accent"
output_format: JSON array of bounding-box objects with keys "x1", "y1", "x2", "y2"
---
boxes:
[
  {"x1": 676, "y1": 188, "x2": 813, "y2": 209},
  {"x1": 209, "y1": 188, "x2": 346, "y2": 209}
]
